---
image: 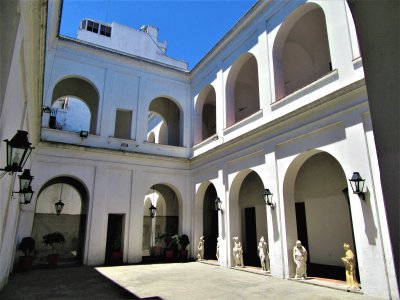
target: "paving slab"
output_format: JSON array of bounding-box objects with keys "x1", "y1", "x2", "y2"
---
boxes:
[{"x1": 0, "y1": 262, "x2": 381, "y2": 300}]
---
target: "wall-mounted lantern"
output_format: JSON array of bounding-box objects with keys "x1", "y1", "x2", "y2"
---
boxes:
[
  {"x1": 19, "y1": 169, "x2": 34, "y2": 190},
  {"x1": 214, "y1": 197, "x2": 222, "y2": 211},
  {"x1": 13, "y1": 169, "x2": 35, "y2": 205},
  {"x1": 0, "y1": 131, "x2": 34, "y2": 178},
  {"x1": 262, "y1": 188, "x2": 275, "y2": 209},
  {"x1": 19, "y1": 186, "x2": 34, "y2": 205},
  {"x1": 348, "y1": 172, "x2": 366, "y2": 200}
]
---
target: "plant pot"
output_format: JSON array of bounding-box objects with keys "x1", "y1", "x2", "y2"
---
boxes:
[
  {"x1": 19, "y1": 256, "x2": 33, "y2": 271},
  {"x1": 165, "y1": 249, "x2": 175, "y2": 260},
  {"x1": 47, "y1": 253, "x2": 59, "y2": 268},
  {"x1": 111, "y1": 251, "x2": 123, "y2": 264},
  {"x1": 150, "y1": 246, "x2": 163, "y2": 257},
  {"x1": 180, "y1": 249, "x2": 188, "y2": 261}
]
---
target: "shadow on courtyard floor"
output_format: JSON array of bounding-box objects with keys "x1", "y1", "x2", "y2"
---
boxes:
[{"x1": 0, "y1": 265, "x2": 164, "y2": 300}]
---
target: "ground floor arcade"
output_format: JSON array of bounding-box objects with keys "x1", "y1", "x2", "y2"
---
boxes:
[{"x1": 14, "y1": 93, "x2": 398, "y2": 300}]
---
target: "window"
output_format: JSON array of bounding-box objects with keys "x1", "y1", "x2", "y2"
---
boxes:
[
  {"x1": 114, "y1": 109, "x2": 132, "y2": 140},
  {"x1": 100, "y1": 25, "x2": 112, "y2": 37},
  {"x1": 81, "y1": 19, "x2": 112, "y2": 37},
  {"x1": 86, "y1": 20, "x2": 99, "y2": 33}
]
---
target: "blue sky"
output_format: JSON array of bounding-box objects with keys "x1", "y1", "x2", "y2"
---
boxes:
[{"x1": 60, "y1": 0, "x2": 257, "y2": 69}]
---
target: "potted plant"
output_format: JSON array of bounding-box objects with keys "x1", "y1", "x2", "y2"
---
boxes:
[
  {"x1": 179, "y1": 234, "x2": 190, "y2": 261},
  {"x1": 18, "y1": 237, "x2": 35, "y2": 271},
  {"x1": 164, "y1": 234, "x2": 179, "y2": 260},
  {"x1": 42, "y1": 232, "x2": 65, "y2": 267},
  {"x1": 150, "y1": 233, "x2": 165, "y2": 257}
]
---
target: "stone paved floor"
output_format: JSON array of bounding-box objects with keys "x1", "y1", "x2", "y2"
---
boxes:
[{"x1": 0, "y1": 262, "x2": 380, "y2": 300}]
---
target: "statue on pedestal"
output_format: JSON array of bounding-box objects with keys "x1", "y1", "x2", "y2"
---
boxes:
[
  {"x1": 293, "y1": 240, "x2": 307, "y2": 279},
  {"x1": 258, "y1": 236, "x2": 270, "y2": 272},
  {"x1": 216, "y1": 237, "x2": 220, "y2": 260},
  {"x1": 232, "y1": 237, "x2": 244, "y2": 267},
  {"x1": 197, "y1": 236, "x2": 205, "y2": 260},
  {"x1": 341, "y1": 243, "x2": 360, "y2": 289}
]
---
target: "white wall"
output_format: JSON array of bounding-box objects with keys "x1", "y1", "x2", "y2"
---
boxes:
[
  {"x1": 5, "y1": 1, "x2": 395, "y2": 299},
  {"x1": 0, "y1": 0, "x2": 46, "y2": 289}
]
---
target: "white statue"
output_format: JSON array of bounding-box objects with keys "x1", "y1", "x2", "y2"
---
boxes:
[
  {"x1": 197, "y1": 236, "x2": 205, "y2": 260},
  {"x1": 216, "y1": 237, "x2": 220, "y2": 260},
  {"x1": 232, "y1": 237, "x2": 244, "y2": 267},
  {"x1": 293, "y1": 240, "x2": 307, "y2": 279},
  {"x1": 258, "y1": 236, "x2": 270, "y2": 272},
  {"x1": 341, "y1": 243, "x2": 360, "y2": 289}
]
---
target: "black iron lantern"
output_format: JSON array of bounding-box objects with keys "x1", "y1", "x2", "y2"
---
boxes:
[
  {"x1": 20, "y1": 186, "x2": 34, "y2": 205},
  {"x1": 55, "y1": 184, "x2": 65, "y2": 215},
  {"x1": 12, "y1": 169, "x2": 34, "y2": 205},
  {"x1": 149, "y1": 187, "x2": 157, "y2": 218},
  {"x1": 262, "y1": 189, "x2": 275, "y2": 209},
  {"x1": 18, "y1": 169, "x2": 34, "y2": 191},
  {"x1": 149, "y1": 204, "x2": 157, "y2": 218},
  {"x1": 349, "y1": 172, "x2": 365, "y2": 200},
  {"x1": 1, "y1": 131, "x2": 34, "y2": 176},
  {"x1": 214, "y1": 197, "x2": 222, "y2": 211},
  {"x1": 55, "y1": 200, "x2": 65, "y2": 215}
]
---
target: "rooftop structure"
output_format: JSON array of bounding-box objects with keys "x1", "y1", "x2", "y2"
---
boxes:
[{"x1": 77, "y1": 19, "x2": 188, "y2": 70}]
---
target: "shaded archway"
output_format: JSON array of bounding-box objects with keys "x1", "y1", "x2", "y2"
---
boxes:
[
  {"x1": 142, "y1": 184, "x2": 179, "y2": 258},
  {"x1": 32, "y1": 176, "x2": 88, "y2": 266},
  {"x1": 194, "y1": 85, "x2": 216, "y2": 144},
  {"x1": 50, "y1": 96, "x2": 91, "y2": 132},
  {"x1": 226, "y1": 53, "x2": 259, "y2": 127},
  {"x1": 273, "y1": 3, "x2": 331, "y2": 100},
  {"x1": 147, "y1": 112, "x2": 168, "y2": 144},
  {"x1": 283, "y1": 151, "x2": 357, "y2": 280},
  {"x1": 229, "y1": 169, "x2": 267, "y2": 267},
  {"x1": 148, "y1": 97, "x2": 182, "y2": 146},
  {"x1": 51, "y1": 77, "x2": 99, "y2": 134}
]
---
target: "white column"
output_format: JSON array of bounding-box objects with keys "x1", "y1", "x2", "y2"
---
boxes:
[{"x1": 344, "y1": 113, "x2": 391, "y2": 299}]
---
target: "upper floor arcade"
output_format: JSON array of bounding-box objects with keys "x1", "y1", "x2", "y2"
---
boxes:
[
  {"x1": 192, "y1": 0, "x2": 362, "y2": 156},
  {"x1": 41, "y1": 0, "x2": 363, "y2": 159}
]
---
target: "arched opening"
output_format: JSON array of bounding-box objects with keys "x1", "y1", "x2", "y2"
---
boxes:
[
  {"x1": 50, "y1": 96, "x2": 91, "y2": 132},
  {"x1": 273, "y1": 4, "x2": 332, "y2": 100},
  {"x1": 147, "y1": 113, "x2": 168, "y2": 145},
  {"x1": 229, "y1": 169, "x2": 267, "y2": 267},
  {"x1": 284, "y1": 151, "x2": 357, "y2": 281},
  {"x1": 142, "y1": 184, "x2": 179, "y2": 259},
  {"x1": 32, "y1": 176, "x2": 88, "y2": 266},
  {"x1": 226, "y1": 53, "x2": 260, "y2": 127},
  {"x1": 147, "y1": 131, "x2": 156, "y2": 143},
  {"x1": 238, "y1": 171, "x2": 267, "y2": 266},
  {"x1": 51, "y1": 77, "x2": 99, "y2": 134},
  {"x1": 202, "y1": 183, "x2": 219, "y2": 260},
  {"x1": 148, "y1": 97, "x2": 182, "y2": 146},
  {"x1": 194, "y1": 85, "x2": 216, "y2": 144}
]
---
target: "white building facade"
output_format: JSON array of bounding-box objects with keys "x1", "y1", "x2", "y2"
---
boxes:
[{"x1": 1, "y1": 1, "x2": 398, "y2": 299}]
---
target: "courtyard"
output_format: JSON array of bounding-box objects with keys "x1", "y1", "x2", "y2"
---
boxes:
[{"x1": 0, "y1": 262, "x2": 380, "y2": 300}]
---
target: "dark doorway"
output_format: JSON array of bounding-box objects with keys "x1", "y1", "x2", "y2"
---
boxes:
[
  {"x1": 295, "y1": 202, "x2": 312, "y2": 275},
  {"x1": 203, "y1": 184, "x2": 218, "y2": 259},
  {"x1": 105, "y1": 214, "x2": 124, "y2": 265},
  {"x1": 244, "y1": 207, "x2": 258, "y2": 266},
  {"x1": 295, "y1": 202, "x2": 310, "y2": 257},
  {"x1": 295, "y1": 202, "x2": 345, "y2": 280}
]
